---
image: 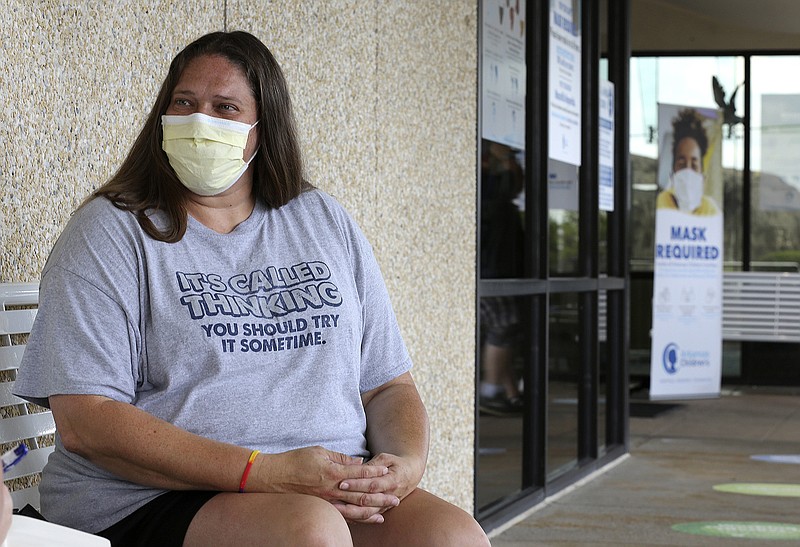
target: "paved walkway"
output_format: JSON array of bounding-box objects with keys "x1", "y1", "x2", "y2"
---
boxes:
[{"x1": 489, "y1": 386, "x2": 800, "y2": 545}]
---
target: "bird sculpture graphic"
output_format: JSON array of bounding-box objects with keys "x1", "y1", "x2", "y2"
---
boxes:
[{"x1": 712, "y1": 76, "x2": 744, "y2": 137}]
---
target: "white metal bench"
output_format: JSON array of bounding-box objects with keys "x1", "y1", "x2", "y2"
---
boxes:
[
  {"x1": 598, "y1": 272, "x2": 800, "y2": 345},
  {"x1": 722, "y1": 272, "x2": 800, "y2": 343},
  {"x1": 0, "y1": 282, "x2": 56, "y2": 511}
]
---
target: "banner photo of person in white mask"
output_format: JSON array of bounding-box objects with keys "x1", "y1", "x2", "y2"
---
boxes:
[
  {"x1": 650, "y1": 103, "x2": 724, "y2": 400},
  {"x1": 656, "y1": 107, "x2": 722, "y2": 216}
]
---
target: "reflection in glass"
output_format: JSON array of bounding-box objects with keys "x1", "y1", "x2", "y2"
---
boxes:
[
  {"x1": 722, "y1": 341, "x2": 742, "y2": 378},
  {"x1": 480, "y1": 139, "x2": 526, "y2": 280},
  {"x1": 549, "y1": 210, "x2": 580, "y2": 276},
  {"x1": 750, "y1": 173, "x2": 800, "y2": 271},
  {"x1": 547, "y1": 292, "x2": 579, "y2": 479},
  {"x1": 599, "y1": 210, "x2": 609, "y2": 275},
  {"x1": 722, "y1": 168, "x2": 743, "y2": 269},
  {"x1": 598, "y1": 289, "x2": 608, "y2": 455},
  {"x1": 478, "y1": 137, "x2": 527, "y2": 510},
  {"x1": 477, "y1": 295, "x2": 529, "y2": 510},
  {"x1": 629, "y1": 274, "x2": 653, "y2": 376},
  {"x1": 750, "y1": 56, "x2": 800, "y2": 273},
  {"x1": 630, "y1": 155, "x2": 658, "y2": 268}
]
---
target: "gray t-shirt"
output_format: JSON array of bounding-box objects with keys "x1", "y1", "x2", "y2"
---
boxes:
[{"x1": 14, "y1": 190, "x2": 412, "y2": 533}]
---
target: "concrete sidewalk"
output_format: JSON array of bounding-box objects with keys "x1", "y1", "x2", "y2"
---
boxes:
[{"x1": 489, "y1": 387, "x2": 800, "y2": 546}]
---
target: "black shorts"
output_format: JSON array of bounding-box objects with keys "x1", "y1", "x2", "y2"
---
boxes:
[
  {"x1": 480, "y1": 296, "x2": 520, "y2": 347},
  {"x1": 96, "y1": 491, "x2": 218, "y2": 547}
]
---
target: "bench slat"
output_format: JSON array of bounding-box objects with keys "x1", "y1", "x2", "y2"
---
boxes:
[
  {"x1": 0, "y1": 345, "x2": 25, "y2": 372},
  {"x1": 0, "y1": 309, "x2": 37, "y2": 336},
  {"x1": 3, "y1": 446, "x2": 54, "y2": 481},
  {"x1": 0, "y1": 412, "x2": 55, "y2": 444}
]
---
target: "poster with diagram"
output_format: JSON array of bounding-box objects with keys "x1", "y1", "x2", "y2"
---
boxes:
[
  {"x1": 548, "y1": 0, "x2": 581, "y2": 166},
  {"x1": 599, "y1": 80, "x2": 615, "y2": 211},
  {"x1": 481, "y1": 0, "x2": 526, "y2": 150}
]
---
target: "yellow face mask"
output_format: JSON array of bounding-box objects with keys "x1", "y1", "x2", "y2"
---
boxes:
[{"x1": 161, "y1": 113, "x2": 258, "y2": 196}]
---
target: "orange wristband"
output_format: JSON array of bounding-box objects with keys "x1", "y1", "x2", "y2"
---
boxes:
[{"x1": 238, "y1": 449, "x2": 260, "y2": 493}]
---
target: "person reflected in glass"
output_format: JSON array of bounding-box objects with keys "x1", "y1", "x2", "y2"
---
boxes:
[
  {"x1": 479, "y1": 141, "x2": 524, "y2": 416},
  {"x1": 656, "y1": 108, "x2": 720, "y2": 216}
]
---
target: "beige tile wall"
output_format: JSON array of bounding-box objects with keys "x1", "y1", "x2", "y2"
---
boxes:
[{"x1": 1, "y1": 1, "x2": 477, "y2": 511}]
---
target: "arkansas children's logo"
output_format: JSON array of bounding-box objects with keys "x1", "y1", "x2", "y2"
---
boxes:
[
  {"x1": 662, "y1": 342, "x2": 680, "y2": 374},
  {"x1": 661, "y1": 342, "x2": 711, "y2": 375}
]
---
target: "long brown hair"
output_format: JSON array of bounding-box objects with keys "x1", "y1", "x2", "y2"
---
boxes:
[{"x1": 94, "y1": 31, "x2": 310, "y2": 242}]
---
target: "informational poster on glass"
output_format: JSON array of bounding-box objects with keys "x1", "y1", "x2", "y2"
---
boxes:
[
  {"x1": 599, "y1": 80, "x2": 615, "y2": 211},
  {"x1": 481, "y1": 0, "x2": 526, "y2": 150},
  {"x1": 548, "y1": 0, "x2": 581, "y2": 166},
  {"x1": 650, "y1": 103, "x2": 724, "y2": 400},
  {"x1": 548, "y1": 159, "x2": 579, "y2": 211},
  {"x1": 760, "y1": 94, "x2": 800, "y2": 212}
]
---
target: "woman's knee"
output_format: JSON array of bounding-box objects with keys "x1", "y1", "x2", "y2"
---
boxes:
[
  {"x1": 275, "y1": 495, "x2": 352, "y2": 547},
  {"x1": 353, "y1": 489, "x2": 490, "y2": 547},
  {"x1": 423, "y1": 504, "x2": 490, "y2": 547},
  {"x1": 186, "y1": 493, "x2": 352, "y2": 547}
]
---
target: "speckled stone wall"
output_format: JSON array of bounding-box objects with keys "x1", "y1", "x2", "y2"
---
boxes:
[{"x1": 1, "y1": 1, "x2": 478, "y2": 511}]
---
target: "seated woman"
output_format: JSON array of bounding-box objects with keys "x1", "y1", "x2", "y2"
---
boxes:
[{"x1": 15, "y1": 31, "x2": 490, "y2": 547}]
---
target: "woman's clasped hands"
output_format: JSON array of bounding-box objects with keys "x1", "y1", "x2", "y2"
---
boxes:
[{"x1": 250, "y1": 445, "x2": 423, "y2": 524}]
